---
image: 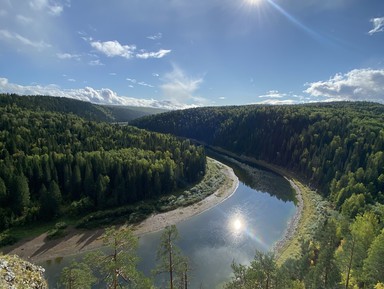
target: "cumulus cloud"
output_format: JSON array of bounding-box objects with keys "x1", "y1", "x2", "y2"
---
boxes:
[
  {"x1": 160, "y1": 65, "x2": 205, "y2": 105},
  {"x1": 304, "y1": 68, "x2": 384, "y2": 102},
  {"x1": 0, "y1": 77, "x2": 190, "y2": 110},
  {"x1": 90, "y1": 40, "x2": 136, "y2": 59},
  {"x1": 136, "y1": 49, "x2": 171, "y2": 59},
  {"x1": 0, "y1": 29, "x2": 51, "y2": 49},
  {"x1": 369, "y1": 17, "x2": 384, "y2": 35}
]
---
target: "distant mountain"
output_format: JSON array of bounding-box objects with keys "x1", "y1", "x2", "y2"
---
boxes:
[{"x1": 0, "y1": 94, "x2": 167, "y2": 122}]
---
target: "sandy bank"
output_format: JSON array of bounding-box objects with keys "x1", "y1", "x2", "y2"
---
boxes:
[{"x1": 2, "y1": 159, "x2": 239, "y2": 263}]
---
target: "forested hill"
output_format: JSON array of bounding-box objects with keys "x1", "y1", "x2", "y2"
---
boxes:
[
  {"x1": 132, "y1": 102, "x2": 384, "y2": 217},
  {"x1": 0, "y1": 94, "x2": 166, "y2": 122},
  {"x1": 0, "y1": 100, "x2": 205, "y2": 230}
]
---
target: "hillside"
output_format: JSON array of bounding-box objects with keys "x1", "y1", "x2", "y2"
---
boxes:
[
  {"x1": 0, "y1": 94, "x2": 166, "y2": 123},
  {"x1": 132, "y1": 102, "x2": 384, "y2": 214},
  {"x1": 0, "y1": 98, "x2": 205, "y2": 234}
]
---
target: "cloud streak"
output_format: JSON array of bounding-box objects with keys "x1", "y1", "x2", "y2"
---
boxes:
[
  {"x1": 90, "y1": 39, "x2": 171, "y2": 60},
  {"x1": 304, "y1": 68, "x2": 384, "y2": 102},
  {"x1": 0, "y1": 29, "x2": 51, "y2": 49},
  {"x1": 368, "y1": 17, "x2": 384, "y2": 35},
  {"x1": 160, "y1": 65, "x2": 206, "y2": 105},
  {"x1": 136, "y1": 49, "x2": 171, "y2": 59}
]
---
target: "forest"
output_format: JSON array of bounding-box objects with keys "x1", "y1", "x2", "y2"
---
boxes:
[
  {"x1": 133, "y1": 102, "x2": 384, "y2": 288},
  {"x1": 0, "y1": 94, "x2": 206, "y2": 232},
  {"x1": 2, "y1": 95, "x2": 384, "y2": 288}
]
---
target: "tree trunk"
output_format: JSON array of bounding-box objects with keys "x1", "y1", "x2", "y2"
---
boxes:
[{"x1": 345, "y1": 237, "x2": 355, "y2": 289}]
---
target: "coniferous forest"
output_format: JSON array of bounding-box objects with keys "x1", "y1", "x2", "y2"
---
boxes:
[
  {"x1": 0, "y1": 94, "x2": 205, "y2": 231},
  {"x1": 2, "y1": 94, "x2": 384, "y2": 288}
]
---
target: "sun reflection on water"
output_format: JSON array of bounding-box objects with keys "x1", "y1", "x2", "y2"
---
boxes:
[{"x1": 226, "y1": 208, "x2": 269, "y2": 250}]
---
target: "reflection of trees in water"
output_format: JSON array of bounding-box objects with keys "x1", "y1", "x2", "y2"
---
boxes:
[{"x1": 207, "y1": 150, "x2": 295, "y2": 203}]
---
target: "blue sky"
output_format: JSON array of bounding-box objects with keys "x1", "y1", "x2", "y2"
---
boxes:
[{"x1": 0, "y1": 0, "x2": 384, "y2": 109}]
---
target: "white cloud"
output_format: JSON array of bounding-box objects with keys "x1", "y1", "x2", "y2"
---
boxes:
[
  {"x1": 304, "y1": 68, "x2": 384, "y2": 103},
  {"x1": 29, "y1": 0, "x2": 64, "y2": 16},
  {"x1": 369, "y1": 17, "x2": 384, "y2": 35},
  {"x1": 16, "y1": 15, "x2": 33, "y2": 24},
  {"x1": 88, "y1": 59, "x2": 104, "y2": 66},
  {"x1": 160, "y1": 65, "x2": 205, "y2": 105},
  {"x1": 255, "y1": 90, "x2": 304, "y2": 105},
  {"x1": 127, "y1": 78, "x2": 154, "y2": 88},
  {"x1": 56, "y1": 52, "x2": 80, "y2": 60},
  {"x1": 147, "y1": 33, "x2": 162, "y2": 40},
  {"x1": 136, "y1": 49, "x2": 171, "y2": 59},
  {"x1": 90, "y1": 39, "x2": 171, "y2": 60},
  {"x1": 138, "y1": 81, "x2": 154, "y2": 88},
  {"x1": 258, "y1": 90, "x2": 285, "y2": 98},
  {"x1": 254, "y1": 99, "x2": 297, "y2": 105},
  {"x1": 0, "y1": 29, "x2": 51, "y2": 49},
  {"x1": 90, "y1": 40, "x2": 136, "y2": 59},
  {"x1": 0, "y1": 77, "x2": 190, "y2": 109}
]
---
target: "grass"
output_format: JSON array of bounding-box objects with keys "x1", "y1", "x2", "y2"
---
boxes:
[{"x1": 276, "y1": 179, "x2": 331, "y2": 265}]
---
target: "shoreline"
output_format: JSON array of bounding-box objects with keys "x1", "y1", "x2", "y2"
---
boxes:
[
  {"x1": 2, "y1": 159, "x2": 239, "y2": 263},
  {"x1": 272, "y1": 179, "x2": 303, "y2": 255}
]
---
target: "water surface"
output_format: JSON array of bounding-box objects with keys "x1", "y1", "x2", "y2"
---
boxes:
[{"x1": 43, "y1": 160, "x2": 296, "y2": 288}]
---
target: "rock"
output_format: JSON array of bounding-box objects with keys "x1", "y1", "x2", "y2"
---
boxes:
[{"x1": 0, "y1": 254, "x2": 48, "y2": 289}]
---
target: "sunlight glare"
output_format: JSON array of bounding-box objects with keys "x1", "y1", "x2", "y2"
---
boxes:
[
  {"x1": 231, "y1": 216, "x2": 245, "y2": 233},
  {"x1": 244, "y1": 0, "x2": 262, "y2": 6}
]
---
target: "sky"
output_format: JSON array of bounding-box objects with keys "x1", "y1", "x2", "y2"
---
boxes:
[{"x1": 0, "y1": 0, "x2": 384, "y2": 109}]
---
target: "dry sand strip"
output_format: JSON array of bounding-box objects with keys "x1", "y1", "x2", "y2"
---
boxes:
[{"x1": 2, "y1": 160, "x2": 239, "y2": 263}]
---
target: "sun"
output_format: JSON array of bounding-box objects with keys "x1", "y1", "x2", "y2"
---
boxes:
[{"x1": 244, "y1": 0, "x2": 262, "y2": 6}]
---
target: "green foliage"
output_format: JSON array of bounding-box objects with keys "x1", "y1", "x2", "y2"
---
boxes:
[
  {"x1": 363, "y1": 229, "x2": 384, "y2": 286},
  {"x1": 0, "y1": 232, "x2": 18, "y2": 247},
  {"x1": 84, "y1": 226, "x2": 153, "y2": 289},
  {"x1": 59, "y1": 261, "x2": 96, "y2": 289},
  {"x1": 46, "y1": 222, "x2": 68, "y2": 240},
  {"x1": 225, "y1": 251, "x2": 294, "y2": 289},
  {"x1": 58, "y1": 226, "x2": 153, "y2": 289},
  {"x1": 133, "y1": 102, "x2": 384, "y2": 212},
  {"x1": 0, "y1": 94, "x2": 205, "y2": 231},
  {"x1": 154, "y1": 225, "x2": 189, "y2": 289}
]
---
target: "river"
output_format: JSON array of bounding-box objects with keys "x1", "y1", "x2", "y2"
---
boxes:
[{"x1": 43, "y1": 158, "x2": 296, "y2": 288}]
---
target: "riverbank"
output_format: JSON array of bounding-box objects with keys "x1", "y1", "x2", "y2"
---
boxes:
[
  {"x1": 205, "y1": 147, "x2": 328, "y2": 264},
  {"x1": 1, "y1": 158, "x2": 239, "y2": 263}
]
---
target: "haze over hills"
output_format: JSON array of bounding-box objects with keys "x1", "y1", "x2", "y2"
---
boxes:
[{"x1": 0, "y1": 93, "x2": 167, "y2": 123}]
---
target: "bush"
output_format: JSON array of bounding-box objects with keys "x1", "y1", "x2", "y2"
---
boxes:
[{"x1": 0, "y1": 233, "x2": 18, "y2": 247}]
